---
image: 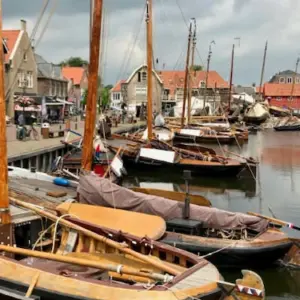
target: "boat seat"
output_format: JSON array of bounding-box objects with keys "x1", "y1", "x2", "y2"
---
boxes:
[{"x1": 166, "y1": 218, "x2": 203, "y2": 235}]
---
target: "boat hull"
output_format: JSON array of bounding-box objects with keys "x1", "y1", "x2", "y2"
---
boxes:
[
  {"x1": 243, "y1": 114, "x2": 268, "y2": 125},
  {"x1": 274, "y1": 125, "x2": 300, "y2": 131},
  {"x1": 122, "y1": 156, "x2": 248, "y2": 177},
  {"x1": 173, "y1": 133, "x2": 239, "y2": 145},
  {"x1": 161, "y1": 238, "x2": 292, "y2": 268}
]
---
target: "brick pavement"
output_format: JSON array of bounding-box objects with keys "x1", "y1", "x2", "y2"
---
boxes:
[{"x1": 7, "y1": 120, "x2": 145, "y2": 159}]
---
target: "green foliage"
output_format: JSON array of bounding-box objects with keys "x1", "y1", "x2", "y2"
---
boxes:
[
  {"x1": 105, "y1": 84, "x2": 113, "y2": 90},
  {"x1": 59, "y1": 57, "x2": 88, "y2": 67},
  {"x1": 192, "y1": 65, "x2": 203, "y2": 71},
  {"x1": 101, "y1": 87, "x2": 110, "y2": 108},
  {"x1": 81, "y1": 89, "x2": 88, "y2": 106}
]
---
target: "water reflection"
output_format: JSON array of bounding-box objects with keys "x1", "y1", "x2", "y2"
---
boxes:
[{"x1": 121, "y1": 130, "x2": 300, "y2": 299}]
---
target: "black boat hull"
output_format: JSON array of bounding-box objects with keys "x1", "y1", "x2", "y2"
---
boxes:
[
  {"x1": 243, "y1": 114, "x2": 268, "y2": 125},
  {"x1": 161, "y1": 238, "x2": 293, "y2": 269},
  {"x1": 274, "y1": 125, "x2": 300, "y2": 131},
  {"x1": 122, "y1": 156, "x2": 250, "y2": 177}
]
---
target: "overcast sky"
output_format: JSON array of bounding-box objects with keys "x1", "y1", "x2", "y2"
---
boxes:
[{"x1": 3, "y1": 0, "x2": 300, "y2": 86}]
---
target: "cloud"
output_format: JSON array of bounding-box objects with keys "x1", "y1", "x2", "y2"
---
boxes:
[{"x1": 3, "y1": 0, "x2": 300, "y2": 86}]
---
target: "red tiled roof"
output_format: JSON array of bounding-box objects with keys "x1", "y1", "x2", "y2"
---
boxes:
[
  {"x1": 264, "y1": 83, "x2": 300, "y2": 96},
  {"x1": 157, "y1": 70, "x2": 228, "y2": 97},
  {"x1": 62, "y1": 67, "x2": 85, "y2": 85},
  {"x1": 3, "y1": 30, "x2": 20, "y2": 63},
  {"x1": 111, "y1": 79, "x2": 126, "y2": 92}
]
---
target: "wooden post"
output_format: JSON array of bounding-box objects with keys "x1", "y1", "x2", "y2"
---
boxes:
[
  {"x1": 146, "y1": 0, "x2": 153, "y2": 140},
  {"x1": 187, "y1": 19, "x2": 196, "y2": 125},
  {"x1": 258, "y1": 41, "x2": 268, "y2": 102},
  {"x1": 0, "y1": 0, "x2": 10, "y2": 224},
  {"x1": 82, "y1": 0, "x2": 103, "y2": 171},
  {"x1": 228, "y1": 43, "x2": 235, "y2": 112},
  {"x1": 181, "y1": 21, "x2": 193, "y2": 127}
]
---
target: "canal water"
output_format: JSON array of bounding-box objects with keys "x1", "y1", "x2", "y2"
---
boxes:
[{"x1": 123, "y1": 130, "x2": 300, "y2": 299}]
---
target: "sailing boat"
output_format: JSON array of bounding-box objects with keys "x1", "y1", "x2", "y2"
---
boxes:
[{"x1": 106, "y1": 14, "x2": 256, "y2": 178}]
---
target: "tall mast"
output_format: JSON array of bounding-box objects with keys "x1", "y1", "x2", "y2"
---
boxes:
[
  {"x1": 187, "y1": 18, "x2": 196, "y2": 124},
  {"x1": 181, "y1": 20, "x2": 192, "y2": 127},
  {"x1": 290, "y1": 57, "x2": 300, "y2": 101},
  {"x1": 0, "y1": 0, "x2": 10, "y2": 224},
  {"x1": 81, "y1": 0, "x2": 103, "y2": 171},
  {"x1": 146, "y1": 0, "x2": 153, "y2": 140},
  {"x1": 203, "y1": 40, "x2": 214, "y2": 112},
  {"x1": 258, "y1": 41, "x2": 268, "y2": 101},
  {"x1": 228, "y1": 43, "x2": 235, "y2": 112}
]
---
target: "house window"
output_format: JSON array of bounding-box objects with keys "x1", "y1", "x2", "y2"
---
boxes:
[
  {"x1": 287, "y1": 77, "x2": 293, "y2": 83},
  {"x1": 296, "y1": 77, "x2": 300, "y2": 84},
  {"x1": 26, "y1": 71, "x2": 33, "y2": 88},
  {"x1": 23, "y1": 53, "x2": 27, "y2": 61},
  {"x1": 276, "y1": 97, "x2": 281, "y2": 101},
  {"x1": 200, "y1": 81, "x2": 205, "y2": 88},
  {"x1": 279, "y1": 77, "x2": 285, "y2": 83},
  {"x1": 288, "y1": 96, "x2": 293, "y2": 101},
  {"x1": 142, "y1": 71, "x2": 147, "y2": 81},
  {"x1": 137, "y1": 72, "x2": 141, "y2": 82},
  {"x1": 135, "y1": 86, "x2": 147, "y2": 95}
]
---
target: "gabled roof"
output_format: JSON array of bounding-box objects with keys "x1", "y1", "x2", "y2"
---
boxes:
[
  {"x1": 264, "y1": 83, "x2": 300, "y2": 96},
  {"x1": 62, "y1": 67, "x2": 86, "y2": 85},
  {"x1": 2, "y1": 30, "x2": 21, "y2": 63},
  {"x1": 111, "y1": 79, "x2": 126, "y2": 92},
  {"x1": 157, "y1": 70, "x2": 228, "y2": 97},
  {"x1": 126, "y1": 64, "x2": 163, "y2": 84},
  {"x1": 35, "y1": 53, "x2": 65, "y2": 80}
]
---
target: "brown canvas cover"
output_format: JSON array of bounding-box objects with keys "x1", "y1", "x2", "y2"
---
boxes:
[{"x1": 77, "y1": 174, "x2": 268, "y2": 232}]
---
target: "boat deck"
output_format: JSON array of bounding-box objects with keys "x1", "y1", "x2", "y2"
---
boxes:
[{"x1": 170, "y1": 263, "x2": 219, "y2": 291}]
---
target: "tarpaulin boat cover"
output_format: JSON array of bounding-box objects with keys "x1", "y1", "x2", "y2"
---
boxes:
[{"x1": 77, "y1": 174, "x2": 268, "y2": 232}]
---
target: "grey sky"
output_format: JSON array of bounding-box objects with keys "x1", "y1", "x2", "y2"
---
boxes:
[{"x1": 3, "y1": 0, "x2": 300, "y2": 86}]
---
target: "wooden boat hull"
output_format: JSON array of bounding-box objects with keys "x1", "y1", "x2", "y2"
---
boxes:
[
  {"x1": 243, "y1": 114, "x2": 268, "y2": 125},
  {"x1": 161, "y1": 230, "x2": 293, "y2": 269},
  {"x1": 122, "y1": 155, "x2": 248, "y2": 177},
  {"x1": 0, "y1": 259, "x2": 221, "y2": 300},
  {"x1": 173, "y1": 133, "x2": 239, "y2": 145},
  {"x1": 274, "y1": 124, "x2": 300, "y2": 131}
]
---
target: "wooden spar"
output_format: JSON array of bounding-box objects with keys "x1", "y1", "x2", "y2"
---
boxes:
[
  {"x1": 187, "y1": 18, "x2": 196, "y2": 125},
  {"x1": 0, "y1": 245, "x2": 174, "y2": 283},
  {"x1": 203, "y1": 42, "x2": 213, "y2": 112},
  {"x1": 258, "y1": 41, "x2": 268, "y2": 101},
  {"x1": 103, "y1": 147, "x2": 122, "y2": 178},
  {"x1": 290, "y1": 57, "x2": 300, "y2": 102},
  {"x1": 247, "y1": 212, "x2": 300, "y2": 231},
  {"x1": 0, "y1": 1, "x2": 10, "y2": 224},
  {"x1": 181, "y1": 20, "x2": 193, "y2": 127},
  {"x1": 9, "y1": 197, "x2": 180, "y2": 276},
  {"x1": 146, "y1": 0, "x2": 153, "y2": 140},
  {"x1": 82, "y1": 0, "x2": 103, "y2": 171},
  {"x1": 228, "y1": 43, "x2": 235, "y2": 112}
]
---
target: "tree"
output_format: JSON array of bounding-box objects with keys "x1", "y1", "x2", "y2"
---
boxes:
[
  {"x1": 105, "y1": 84, "x2": 113, "y2": 90},
  {"x1": 192, "y1": 65, "x2": 203, "y2": 71},
  {"x1": 100, "y1": 87, "x2": 110, "y2": 108},
  {"x1": 59, "y1": 57, "x2": 88, "y2": 67}
]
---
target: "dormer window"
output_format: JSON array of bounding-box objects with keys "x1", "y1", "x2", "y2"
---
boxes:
[
  {"x1": 287, "y1": 77, "x2": 292, "y2": 83},
  {"x1": 279, "y1": 77, "x2": 285, "y2": 83},
  {"x1": 200, "y1": 81, "x2": 205, "y2": 88}
]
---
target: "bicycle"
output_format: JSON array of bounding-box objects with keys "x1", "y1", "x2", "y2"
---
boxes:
[{"x1": 18, "y1": 124, "x2": 40, "y2": 141}]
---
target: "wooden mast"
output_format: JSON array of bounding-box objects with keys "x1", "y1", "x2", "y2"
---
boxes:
[
  {"x1": 203, "y1": 41, "x2": 214, "y2": 112},
  {"x1": 181, "y1": 20, "x2": 192, "y2": 127},
  {"x1": 81, "y1": 0, "x2": 103, "y2": 171},
  {"x1": 0, "y1": 0, "x2": 10, "y2": 224},
  {"x1": 187, "y1": 19, "x2": 196, "y2": 124},
  {"x1": 290, "y1": 57, "x2": 300, "y2": 102},
  {"x1": 228, "y1": 43, "x2": 235, "y2": 112},
  {"x1": 146, "y1": 0, "x2": 153, "y2": 140},
  {"x1": 258, "y1": 41, "x2": 268, "y2": 102}
]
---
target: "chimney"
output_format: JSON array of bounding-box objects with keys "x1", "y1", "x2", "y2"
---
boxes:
[{"x1": 20, "y1": 19, "x2": 26, "y2": 31}]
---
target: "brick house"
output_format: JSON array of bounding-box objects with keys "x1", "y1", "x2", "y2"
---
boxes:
[
  {"x1": 263, "y1": 83, "x2": 300, "y2": 110},
  {"x1": 62, "y1": 66, "x2": 88, "y2": 109},
  {"x1": 3, "y1": 20, "x2": 38, "y2": 119}
]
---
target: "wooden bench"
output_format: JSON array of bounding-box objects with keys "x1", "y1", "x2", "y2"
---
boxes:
[{"x1": 49, "y1": 130, "x2": 65, "y2": 138}]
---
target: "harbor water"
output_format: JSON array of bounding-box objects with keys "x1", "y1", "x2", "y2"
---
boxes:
[{"x1": 123, "y1": 130, "x2": 300, "y2": 299}]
